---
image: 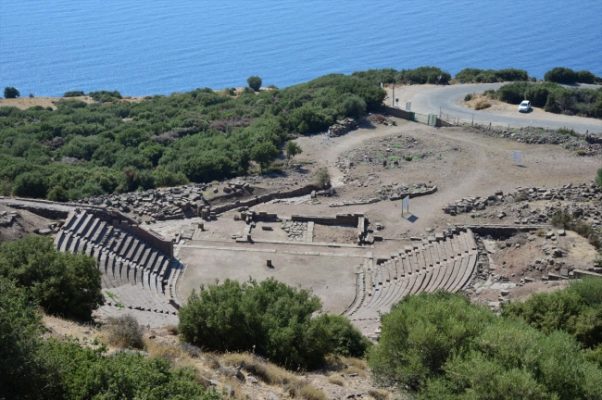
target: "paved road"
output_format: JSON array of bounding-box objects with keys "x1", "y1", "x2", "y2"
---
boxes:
[{"x1": 388, "y1": 83, "x2": 602, "y2": 134}]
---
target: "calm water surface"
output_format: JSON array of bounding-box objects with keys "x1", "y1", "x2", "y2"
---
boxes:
[{"x1": 1, "y1": 1, "x2": 601, "y2": 96}]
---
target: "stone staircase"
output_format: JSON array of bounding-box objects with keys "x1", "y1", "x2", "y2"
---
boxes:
[
  {"x1": 345, "y1": 229, "x2": 479, "y2": 336},
  {"x1": 55, "y1": 209, "x2": 180, "y2": 325}
]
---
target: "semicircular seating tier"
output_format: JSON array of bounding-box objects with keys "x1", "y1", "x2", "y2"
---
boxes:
[
  {"x1": 344, "y1": 229, "x2": 479, "y2": 335},
  {"x1": 54, "y1": 209, "x2": 181, "y2": 324}
]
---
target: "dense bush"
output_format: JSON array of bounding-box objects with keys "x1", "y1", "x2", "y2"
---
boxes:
[
  {"x1": 179, "y1": 279, "x2": 367, "y2": 369},
  {"x1": 41, "y1": 340, "x2": 220, "y2": 400},
  {"x1": 0, "y1": 276, "x2": 219, "y2": 400},
  {"x1": 502, "y1": 278, "x2": 602, "y2": 348},
  {"x1": 0, "y1": 236, "x2": 103, "y2": 320},
  {"x1": 455, "y1": 68, "x2": 529, "y2": 83},
  {"x1": 0, "y1": 277, "x2": 50, "y2": 400},
  {"x1": 88, "y1": 90, "x2": 122, "y2": 102},
  {"x1": 398, "y1": 66, "x2": 451, "y2": 85},
  {"x1": 545, "y1": 67, "x2": 579, "y2": 84},
  {"x1": 597, "y1": 168, "x2": 602, "y2": 187},
  {"x1": 495, "y1": 82, "x2": 530, "y2": 104},
  {"x1": 63, "y1": 90, "x2": 85, "y2": 97},
  {"x1": 369, "y1": 290, "x2": 602, "y2": 399},
  {"x1": 577, "y1": 70, "x2": 597, "y2": 84},
  {"x1": 493, "y1": 82, "x2": 602, "y2": 118},
  {"x1": 0, "y1": 73, "x2": 385, "y2": 200},
  {"x1": 247, "y1": 75, "x2": 262, "y2": 91},
  {"x1": 352, "y1": 66, "x2": 451, "y2": 85},
  {"x1": 4, "y1": 86, "x2": 20, "y2": 98},
  {"x1": 368, "y1": 292, "x2": 493, "y2": 388}
]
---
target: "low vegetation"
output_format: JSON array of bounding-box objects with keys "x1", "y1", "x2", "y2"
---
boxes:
[
  {"x1": 502, "y1": 279, "x2": 602, "y2": 351},
  {"x1": 0, "y1": 235, "x2": 103, "y2": 320},
  {"x1": 597, "y1": 168, "x2": 602, "y2": 187},
  {"x1": 369, "y1": 289, "x2": 602, "y2": 399},
  {"x1": 454, "y1": 67, "x2": 529, "y2": 83},
  {"x1": 103, "y1": 314, "x2": 145, "y2": 349},
  {"x1": 0, "y1": 74, "x2": 384, "y2": 200},
  {"x1": 351, "y1": 66, "x2": 451, "y2": 85},
  {"x1": 0, "y1": 277, "x2": 220, "y2": 400},
  {"x1": 473, "y1": 99, "x2": 491, "y2": 110},
  {"x1": 544, "y1": 67, "x2": 601, "y2": 85},
  {"x1": 493, "y1": 81, "x2": 602, "y2": 118},
  {"x1": 178, "y1": 279, "x2": 369, "y2": 370}
]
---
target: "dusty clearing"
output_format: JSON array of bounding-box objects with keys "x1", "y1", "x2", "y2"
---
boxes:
[{"x1": 168, "y1": 118, "x2": 600, "y2": 335}]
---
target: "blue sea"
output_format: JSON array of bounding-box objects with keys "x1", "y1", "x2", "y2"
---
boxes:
[{"x1": 1, "y1": 1, "x2": 601, "y2": 96}]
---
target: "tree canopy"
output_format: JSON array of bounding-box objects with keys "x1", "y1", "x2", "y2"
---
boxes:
[
  {"x1": 0, "y1": 235, "x2": 103, "y2": 320},
  {"x1": 4, "y1": 86, "x2": 20, "y2": 98},
  {"x1": 179, "y1": 278, "x2": 368, "y2": 369},
  {"x1": 247, "y1": 75, "x2": 262, "y2": 91},
  {"x1": 0, "y1": 277, "x2": 220, "y2": 400},
  {"x1": 369, "y1": 289, "x2": 602, "y2": 399},
  {"x1": 0, "y1": 73, "x2": 385, "y2": 201}
]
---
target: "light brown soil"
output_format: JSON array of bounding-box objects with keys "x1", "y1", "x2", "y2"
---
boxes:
[{"x1": 169, "y1": 118, "x2": 600, "y2": 318}]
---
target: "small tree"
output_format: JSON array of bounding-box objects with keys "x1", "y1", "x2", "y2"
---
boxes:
[
  {"x1": 4, "y1": 86, "x2": 20, "y2": 98},
  {"x1": 314, "y1": 167, "x2": 331, "y2": 188},
  {"x1": 247, "y1": 76, "x2": 262, "y2": 92},
  {"x1": 285, "y1": 141, "x2": 302, "y2": 161}
]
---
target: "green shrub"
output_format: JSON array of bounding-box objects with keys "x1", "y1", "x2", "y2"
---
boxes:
[
  {"x1": 368, "y1": 292, "x2": 493, "y2": 389},
  {"x1": 370, "y1": 290, "x2": 602, "y2": 399},
  {"x1": 0, "y1": 277, "x2": 50, "y2": 400},
  {"x1": 0, "y1": 72, "x2": 386, "y2": 200},
  {"x1": 0, "y1": 236, "x2": 103, "y2": 320},
  {"x1": 596, "y1": 168, "x2": 602, "y2": 188},
  {"x1": 63, "y1": 90, "x2": 85, "y2": 97},
  {"x1": 4, "y1": 86, "x2": 20, "y2": 98},
  {"x1": 494, "y1": 82, "x2": 602, "y2": 118},
  {"x1": 88, "y1": 90, "x2": 122, "y2": 102},
  {"x1": 455, "y1": 68, "x2": 529, "y2": 83},
  {"x1": 502, "y1": 278, "x2": 602, "y2": 348},
  {"x1": 40, "y1": 339, "x2": 220, "y2": 400},
  {"x1": 576, "y1": 70, "x2": 597, "y2": 84},
  {"x1": 341, "y1": 95, "x2": 367, "y2": 119},
  {"x1": 179, "y1": 279, "x2": 366, "y2": 369},
  {"x1": 495, "y1": 82, "x2": 529, "y2": 104},
  {"x1": 464, "y1": 93, "x2": 473, "y2": 101},
  {"x1": 545, "y1": 67, "x2": 579, "y2": 84},
  {"x1": 310, "y1": 314, "x2": 370, "y2": 357},
  {"x1": 13, "y1": 171, "x2": 49, "y2": 198},
  {"x1": 247, "y1": 76, "x2": 262, "y2": 91},
  {"x1": 398, "y1": 66, "x2": 451, "y2": 85}
]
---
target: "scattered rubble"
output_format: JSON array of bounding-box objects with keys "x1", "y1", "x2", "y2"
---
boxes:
[
  {"x1": 281, "y1": 220, "x2": 307, "y2": 241},
  {"x1": 469, "y1": 125, "x2": 602, "y2": 156},
  {"x1": 444, "y1": 183, "x2": 602, "y2": 229},
  {"x1": 377, "y1": 182, "x2": 437, "y2": 200},
  {"x1": 338, "y1": 134, "x2": 428, "y2": 170},
  {"x1": 80, "y1": 184, "x2": 207, "y2": 221},
  {"x1": 327, "y1": 118, "x2": 358, "y2": 137}
]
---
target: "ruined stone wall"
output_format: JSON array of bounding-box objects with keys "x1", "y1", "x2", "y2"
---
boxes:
[{"x1": 210, "y1": 184, "x2": 321, "y2": 215}]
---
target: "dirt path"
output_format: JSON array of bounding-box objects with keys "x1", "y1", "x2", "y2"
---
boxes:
[
  {"x1": 293, "y1": 120, "x2": 601, "y2": 237},
  {"x1": 294, "y1": 122, "x2": 408, "y2": 187}
]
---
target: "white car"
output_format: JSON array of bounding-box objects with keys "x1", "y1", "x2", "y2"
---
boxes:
[{"x1": 518, "y1": 100, "x2": 532, "y2": 113}]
